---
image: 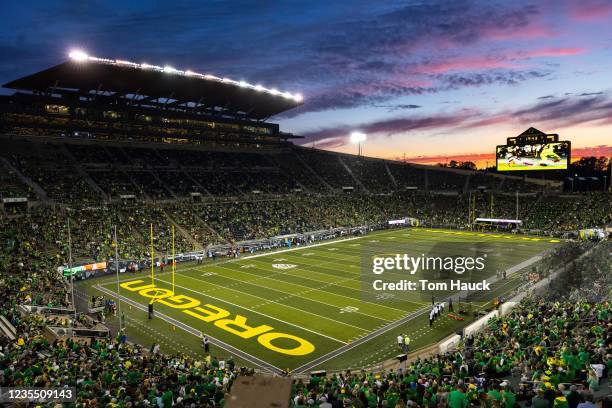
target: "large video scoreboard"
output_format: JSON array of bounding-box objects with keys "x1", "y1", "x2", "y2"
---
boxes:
[{"x1": 496, "y1": 127, "x2": 571, "y2": 171}]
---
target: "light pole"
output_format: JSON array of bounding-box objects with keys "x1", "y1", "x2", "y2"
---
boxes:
[
  {"x1": 67, "y1": 217, "x2": 76, "y2": 320},
  {"x1": 350, "y1": 132, "x2": 367, "y2": 156}
]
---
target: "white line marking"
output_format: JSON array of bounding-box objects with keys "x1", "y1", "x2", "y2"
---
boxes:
[{"x1": 157, "y1": 275, "x2": 370, "y2": 334}]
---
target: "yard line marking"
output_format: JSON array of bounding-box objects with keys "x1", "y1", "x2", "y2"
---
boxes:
[
  {"x1": 209, "y1": 263, "x2": 394, "y2": 321},
  {"x1": 288, "y1": 248, "x2": 553, "y2": 373},
  {"x1": 208, "y1": 262, "x2": 404, "y2": 320},
  {"x1": 240, "y1": 247, "x2": 423, "y2": 303},
  {"x1": 151, "y1": 276, "x2": 368, "y2": 339},
  {"x1": 242, "y1": 257, "x2": 426, "y2": 310},
  {"x1": 290, "y1": 305, "x2": 430, "y2": 374}
]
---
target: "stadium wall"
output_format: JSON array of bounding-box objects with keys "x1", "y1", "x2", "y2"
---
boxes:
[
  {"x1": 438, "y1": 334, "x2": 461, "y2": 354},
  {"x1": 463, "y1": 310, "x2": 499, "y2": 338}
]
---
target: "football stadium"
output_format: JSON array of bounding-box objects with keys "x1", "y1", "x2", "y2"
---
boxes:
[{"x1": 0, "y1": 4, "x2": 611, "y2": 407}]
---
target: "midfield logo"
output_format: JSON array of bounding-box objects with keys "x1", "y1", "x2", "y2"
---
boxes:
[{"x1": 272, "y1": 263, "x2": 298, "y2": 269}]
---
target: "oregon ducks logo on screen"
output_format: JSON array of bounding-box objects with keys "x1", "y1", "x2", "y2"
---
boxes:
[{"x1": 120, "y1": 279, "x2": 315, "y2": 356}]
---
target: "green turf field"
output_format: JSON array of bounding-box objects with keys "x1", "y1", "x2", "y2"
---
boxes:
[{"x1": 88, "y1": 228, "x2": 559, "y2": 373}]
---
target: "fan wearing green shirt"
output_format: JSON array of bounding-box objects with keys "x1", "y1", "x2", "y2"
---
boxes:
[
  {"x1": 488, "y1": 384, "x2": 502, "y2": 402},
  {"x1": 448, "y1": 385, "x2": 468, "y2": 408},
  {"x1": 501, "y1": 383, "x2": 516, "y2": 408}
]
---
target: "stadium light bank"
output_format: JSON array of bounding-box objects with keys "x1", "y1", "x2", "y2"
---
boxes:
[{"x1": 68, "y1": 49, "x2": 303, "y2": 103}]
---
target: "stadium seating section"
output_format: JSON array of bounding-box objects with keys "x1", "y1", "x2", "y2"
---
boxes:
[
  {"x1": 0, "y1": 136, "x2": 610, "y2": 407},
  {"x1": 1, "y1": 139, "x2": 610, "y2": 254}
]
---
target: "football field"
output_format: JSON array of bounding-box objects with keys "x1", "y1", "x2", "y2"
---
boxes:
[{"x1": 92, "y1": 228, "x2": 559, "y2": 372}]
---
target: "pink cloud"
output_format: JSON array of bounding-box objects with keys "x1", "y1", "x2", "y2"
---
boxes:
[
  {"x1": 300, "y1": 112, "x2": 476, "y2": 147},
  {"x1": 409, "y1": 47, "x2": 581, "y2": 77},
  {"x1": 569, "y1": 1, "x2": 612, "y2": 21},
  {"x1": 487, "y1": 25, "x2": 555, "y2": 41},
  {"x1": 312, "y1": 136, "x2": 348, "y2": 150},
  {"x1": 572, "y1": 145, "x2": 612, "y2": 157},
  {"x1": 517, "y1": 47, "x2": 585, "y2": 58}
]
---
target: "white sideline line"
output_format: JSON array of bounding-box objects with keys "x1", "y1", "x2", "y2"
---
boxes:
[
  {"x1": 98, "y1": 229, "x2": 400, "y2": 286},
  {"x1": 100, "y1": 227, "x2": 448, "y2": 287}
]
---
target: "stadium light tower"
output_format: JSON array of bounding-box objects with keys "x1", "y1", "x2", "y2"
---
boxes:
[{"x1": 350, "y1": 131, "x2": 367, "y2": 156}]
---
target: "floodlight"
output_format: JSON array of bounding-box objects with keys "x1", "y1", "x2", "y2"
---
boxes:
[
  {"x1": 69, "y1": 50, "x2": 89, "y2": 62},
  {"x1": 350, "y1": 132, "x2": 367, "y2": 143},
  {"x1": 62, "y1": 52, "x2": 303, "y2": 103}
]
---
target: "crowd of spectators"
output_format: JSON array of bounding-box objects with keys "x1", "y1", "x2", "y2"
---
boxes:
[
  {"x1": 121, "y1": 204, "x2": 194, "y2": 254},
  {"x1": 388, "y1": 163, "x2": 426, "y2": 190},
  {"x1": 0, "y1": 205, "x2": 253, "y2": 407},
  {"x1": 1, "y1": 190, "x2": 609, "y2": 264},
  {"x1": 0, "y1": 165, "x2": 36, "y2": 200},
  {"x1": 3, "y1": 209, "x2": 606, "y2": 407},
  {"x1": 0, "y1": 139, "x2": 609, "y2": 407},
  {"x1": 293, "y1": 297, "x2": 610, "y2": 407},
  {"x1": 0, "y1": 323, "x2": 252, "y2": 407},
  {"x1": 295, "y1": 150, "x2": 358, "y2": 189}
]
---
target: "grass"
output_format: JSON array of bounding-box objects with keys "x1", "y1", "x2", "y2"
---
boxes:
[{"x1": 81, "y1": 227, "x2": 559, "y2": 373}]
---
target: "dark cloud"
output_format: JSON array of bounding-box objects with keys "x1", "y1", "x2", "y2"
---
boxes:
[
  {"x1": 512, "y1": 94, "x2": 612, "y2": 126},
  {"x1": 301, "y1": 111, "x2": 475, "y2": 146},
  {"x1": 537, "y1": 95, "x2": 555, "y2": 99},
  {"x1": 373, "y1": 104, "x2": 422, "y2": 112},
  {"x1": 283, "y1": 81, "x2": 432, "y2": 116},
  {"x1": 579, "y1": 92, "x2": 604, "y2": 96},
  {"x1": 282, "y1": 69, "x2": 550, "y2": 117},
  {"x1": 437, "y1": 70, "x2": 549, "y2": 89}
]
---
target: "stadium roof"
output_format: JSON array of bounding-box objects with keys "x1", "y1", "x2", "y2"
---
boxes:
[{"x1": 2, "y1": 52, "x2": 303, "y2": 120}]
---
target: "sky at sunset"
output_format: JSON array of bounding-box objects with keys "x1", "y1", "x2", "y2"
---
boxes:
[{"x1": 0, "y1": 0, "x2": 610, "y2": 168}]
